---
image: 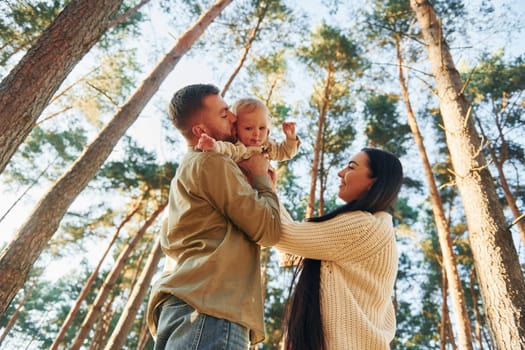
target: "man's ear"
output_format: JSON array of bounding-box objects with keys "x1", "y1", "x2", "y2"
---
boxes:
[{"x1": 192, "y1": 124, "x2": 207, "y2": 138}]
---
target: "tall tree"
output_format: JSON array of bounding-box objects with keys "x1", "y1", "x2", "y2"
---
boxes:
[
  {"x1": 298, "y1": 23, "x2": 365, "y2": 218},
  {"x1": 0, "y1": 0, "x2": 124, "y2": 174},
  {"x1": 365, "y1": 1, "x2": 474, "y2": 347},
  {"x1": 464, "y1": 52, "x2": 525, "y2": 246},
  {"x1": 103, "y1": 235, "x2": 163, "y2": 350},
  {"x1": 0, "y1": 1, "x2": 65, "y2": 68},
  {"x1": 69, "y1": 200, "x2": 167, "y2": 349},
  {"x1": 410, "y1": 1, "x2": 525, "y2": 347},
  {"x1": 49, "y1": 197, "x2": 144, "y2": 350},
  {"x1": 220, "y1": 0, "x2": 295, "y2": 97},
  {"x1": 0, "y1": 0, "x2": 234, "y2": 317}
]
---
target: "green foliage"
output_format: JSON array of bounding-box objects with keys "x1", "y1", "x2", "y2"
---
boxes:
[
  {"x1": 261, "y1": 250, "x2": 289, "y2": 350},
  {"x1": 98, "y1": 136, "x2": 177, "y2": 194},
  {"x1": 3, "y1": 125, "x2": 87, "y2": 185},
  {"x1": 465, "y1": 51, "x2": 525, "y2": 104},
  {"x1": 363, "y1": 93, "x2": 411, "y2": 156},
  {"x1": 0, "y1": 0, "x2": 66, "y2": 68},
  {"x1": 298, "y1": 22, "x2": 367, "y2": 76},
  {"x1": 462, "y1": 51, "x2": 525, "y2": 209},
  {"x1": 0, "y1": 260, "x2": 101, "y2": 349}
]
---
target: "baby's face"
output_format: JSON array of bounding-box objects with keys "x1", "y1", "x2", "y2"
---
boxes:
[{"x1": 236, "y1": 109, "x2": 270, "y2": 146}]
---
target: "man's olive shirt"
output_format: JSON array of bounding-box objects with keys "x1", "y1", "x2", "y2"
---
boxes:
[{"x1": 147, "y1": 148, "x2": 281, "y2": 344}]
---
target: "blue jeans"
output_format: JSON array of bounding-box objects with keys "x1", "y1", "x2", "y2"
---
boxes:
[{"x1": 154, "y1": 295, "x2": 250, "y2": 350}]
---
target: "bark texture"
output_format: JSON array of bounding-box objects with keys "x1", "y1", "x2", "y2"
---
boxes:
[
  {"x1": 0, "y1": 0, "x2": 124, "y2": 174},
  {"x1": 410, "y1": 1, "x2": 525, "y2": 348}
]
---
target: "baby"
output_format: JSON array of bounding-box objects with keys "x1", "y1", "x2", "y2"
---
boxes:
[{"x1": 196, "y1": 97, "x2": 300, "y2": 162}]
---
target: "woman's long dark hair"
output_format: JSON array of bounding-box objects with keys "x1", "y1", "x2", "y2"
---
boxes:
[{"x1": 282, "y1": 148, "x2": 403, "y2": 350}]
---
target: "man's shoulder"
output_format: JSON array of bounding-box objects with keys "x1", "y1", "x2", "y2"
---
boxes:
[{"x1": 184, "y1": 150, "x2": 236, "y2": 168}]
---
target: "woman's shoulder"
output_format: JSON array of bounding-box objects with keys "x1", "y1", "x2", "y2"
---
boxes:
[{"x1": 337, "y1": 210, "x2": 393, "y2": 230}]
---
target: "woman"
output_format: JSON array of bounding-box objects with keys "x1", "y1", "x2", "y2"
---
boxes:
[{"x1": 277, "y1": 148, "x2": 403, "y2": 350}]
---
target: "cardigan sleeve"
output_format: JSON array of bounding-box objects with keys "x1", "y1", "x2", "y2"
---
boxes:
[{"x1": 275, "y1": 207, "x2": 394, "y2": 262}]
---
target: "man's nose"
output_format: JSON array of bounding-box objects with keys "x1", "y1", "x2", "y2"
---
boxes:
[{"x1": 228, "y1": 111, "x2": 237, "y2": 122}]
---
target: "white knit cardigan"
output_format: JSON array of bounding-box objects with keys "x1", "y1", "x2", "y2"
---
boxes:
[{"x1": 276, "y1": 206, "x2": 398, "y2": 350}]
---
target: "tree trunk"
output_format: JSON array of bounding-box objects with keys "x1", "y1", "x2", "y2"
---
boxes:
[
  {"x1": 137, "y1": 315, "x2": 152, "y2": 350},
  {"x1": 0, "y1": 0, "x2": 234, "y2": 318},
  {"x1": 88, "y1": 293, "x2": 116, "y2": 350},
  {"x1": 395, "y1": 37, "x2": 473, "y2": 349},
  {"x1": 103, "y1": 235, "x2": 163, "y2": 350},
  {"x1": 306, "y1": 70, "x2": 333, "y2": 218},
  {"x1": 0, "y1": 282, "x2": 35, "y2": 347},
  {"x1": 476, "y1": 118, "x2": 525, "y2": 246},
  {"x1": 221, "y1": 1, "x2": 268, "y2": 97},
  {"x1": 0, "y1": 0, "x2": 124, "y2": 174},
  {"x1": 410, "y1": 1, "x2": 525, "y2": 348},
  {"x1": 106, "y1": 0, "x2": 151, "y2": 30},
  {"x1": 69, "y1": 201, "x2": 167, "y2": 350},
  {"x1": 50, "y1": 198, "x2": 144, "y2": 350},
  {"x1": 470, "y1": 267, "x2": 484, "y2": 350},
  {"x1": 318, "y1": 132, "x2": 326, "y2": 217},
  {"x1": 441, "y1": 269, "x2": 449, "y2": 350}
]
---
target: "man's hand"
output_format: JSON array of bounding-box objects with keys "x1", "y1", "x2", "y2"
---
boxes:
[
  {"x1": 238, "y1": 153, "x2": 270, "y2": 182},
  {"x1": 282, "y1": 122, "x2": 297, "y2": 140},
  {"x1": 195, "y1": 133, "x2": 216, "y2": 151}
]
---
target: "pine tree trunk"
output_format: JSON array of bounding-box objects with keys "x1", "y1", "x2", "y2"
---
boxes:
[
  {"x1": 470, "y1": 268, "x2": 484, "y2": 350},
  {"x1": 306, "y1": 70, "x2": 333, "y2": 218},
  {"x1": 410, "y1": 1, "x2": 525, "y2": 348},
  {"x1": 89, "y1": 293, "x2": 117, "y2": 350},
  {"x1": 106, "y1": 0, "x2": 151, "y2": 29},
  {"x1": 221, "y1": 1, "x2": 268, "y2": 97},
  {"x1": 476, "y1": 118, "x2": 525, "y2": 246},
  {"x1": 0, "y1": 0, "x2": 124, "y2": 174},
  {"x1": 0, "y1": 282, "x2": 35, "y2": 346},
  {"x1": 69, "y1": 201, "x2": 167, "y2": 350},
  {"x1": 0, "y1": 0, "x2": 234, "y2": 318},
  {"x1": 50, "y1": 199, "x2": 144, "y2": 350},
  {"x1": 395, "y1": 38, "x2": 473, "y2": 349},
  {"x1": 318, "y1": 131, "x2": 326, "y2": 217},
  {"x1": 103, "y1": 235, "x2": 163, "y2": 350},
  {"x1": 137, "y1": 315, "x2": 152, "y2": 350}
]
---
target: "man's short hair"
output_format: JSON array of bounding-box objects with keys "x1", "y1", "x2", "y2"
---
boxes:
[{"x1": 168, "y1": 84, "x2": 220, "y2": 140}]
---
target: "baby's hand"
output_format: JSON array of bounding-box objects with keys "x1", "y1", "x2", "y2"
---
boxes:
[
  {"x1": 282, "y1": 122, "x2": 297, "y2": 140},
  {"x1": 195, "y1": 133, "x2": 216, "y2": 151}
]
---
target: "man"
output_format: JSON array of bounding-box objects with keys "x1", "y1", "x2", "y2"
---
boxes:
[{"x1": 147, "y1": 84, "x2": 281, "y2": 349}]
